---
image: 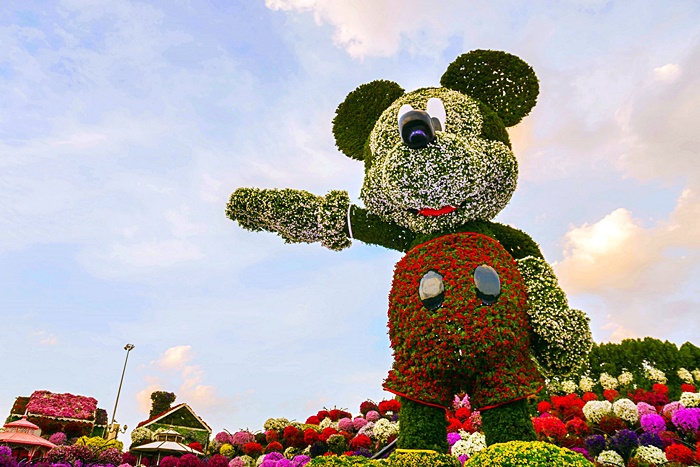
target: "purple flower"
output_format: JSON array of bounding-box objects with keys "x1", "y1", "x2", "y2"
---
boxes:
[
  {"x1": 447, "y1": 432, "x2": 461, "y2": 447},
  {"x1": 638, "y1": 432, "x2": 664, "y2": 449},
  {"x1": 570, "y1": 447, "x2": 592, "y2": 462},
  {"x1": 672, "y1": 407, "x2": 700, "y2": 432},
  {"x1": 260, "y1": 461, "x2": 276, "y2": 467},
  {"x1": 0, "y1": 447, "x2": 12, "y2": 457},
  {"x1": 353, "y1": 417, "x2": 368, "y2": 430},
  {"x1": 291, "y1": 455, "x2": 310, "y2": 467},
  {"x1": 214, "y1": 432, "x2": 232, "y2": 445},
  {"x1": 640, "y1": 413, "x2": 666, "y2": 434},
  {"x1": 230, "y1": 431, "x2": 255, "y2": 447},
  {"x1": 609, "y1": 429, "x2": 638, "y2": 461},
  {"x1": 661, "y1": 401, "x2": 684, "y2": 418},
  {"x1": 584, "y1": 434, "x2": 606, "y2": 458},
  {"x1": 337, "y1": 418, "x2": 354, "y2": 432},
  {"x1": 49, "y1": 432, "x2": 67, "y2": 445},
  {"x1": 276, "y1": 461, "x2": 293, "y2": 467},
  {"x1": 264, "y1": 452, "x2": 284, "y2": 462},
  {"x1": 458, "y1": 454, "x2": 469, "y2": 465},
  {"x1": 636, "y1": 402, "x2": 656, "y2": 418}
]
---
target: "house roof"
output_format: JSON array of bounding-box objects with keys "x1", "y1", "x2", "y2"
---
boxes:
[{"x1": 135, "y1": 403, "x2": 211, "y2": 433}]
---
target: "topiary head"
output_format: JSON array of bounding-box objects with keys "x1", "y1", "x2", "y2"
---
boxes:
[{"x1": 333, "y1": 50, "x2": 539, "y2": 234}]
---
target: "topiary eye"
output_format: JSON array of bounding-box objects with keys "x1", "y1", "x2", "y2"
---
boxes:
[
  {"x1": 426, "y1": 98, "x2": 446, "y2": 131},
  {"x1": 419, "y1": 270, "x2": 444, "y2": 310},
  {"x1": 474, "y1": 265, "x2": 500, "y2": 305}
]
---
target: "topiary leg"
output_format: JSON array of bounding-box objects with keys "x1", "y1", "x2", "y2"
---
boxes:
[
  {"x1": 480, "y1": 398, "x2": 536, "y2": 445},
  {"x1": 396, "y1": 396, "x2": 448, "y2": 453}
]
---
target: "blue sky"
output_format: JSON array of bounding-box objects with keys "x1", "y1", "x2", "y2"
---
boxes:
[{"x1": 1, "y1": 0, "x2": 699, "y2": 445}]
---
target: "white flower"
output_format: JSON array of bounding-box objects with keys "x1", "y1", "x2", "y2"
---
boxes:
[
  {"x1": 692, "y1": 369, "x2": 700, "y2": 382},
  {"x1": 597, "y1": 450, "x2": 625, "y2": 466},
  {"x1": 600, "y1": 372, "x2": 619, "y2": 390},
  {"x1": 613, "y1": 398, "x2": 638, "y2": 423},
  {"x1": 583, "y1": 400, "x2": 612, "y2": 424},
  {"x1": 372, "y1": 418, "x2": 398, "y2": 442},
  {"x1": 678, "y1": 368, "x2": 694, "y2": 384},
  {"x1": 617, "y1": 371, "x2": 634, "y2": 386},
  {"x1": 680, "y1": 392, "x2": 700, "y2": 408},
  {"x1": 579, "y1": 376, "x2": 595, "y2": 392},
  {"x1": 561, "y1": 380, "x2": 578, "y2": 394},
  {"x1": 451, "y1": 432, "x2": 486, "y2": 458},
  {"x1": 634, "y1": 445, "x2": 667, "y2": 465},
  {"x1": 645, "y1": 367, "x2": 667, "y2": 384},
  {"x1": 319, "y1": 417, "x2": 333, "y2": 429}
]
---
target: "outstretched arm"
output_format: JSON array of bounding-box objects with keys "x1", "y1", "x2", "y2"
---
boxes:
[
  {"x1": 517, "y1": 256, "x2": 593, "y2": 377},
  {"x1": 227, "y1": 188, "x2": 351, "y2": 251},
  {"x1": 347, "y1": 205, "x2": 415, "y2": 252}
]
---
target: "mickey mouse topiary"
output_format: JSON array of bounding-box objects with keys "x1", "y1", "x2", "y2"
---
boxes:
[{"x1": 227, "y1": 49, "x2": 593, "y2": 450}]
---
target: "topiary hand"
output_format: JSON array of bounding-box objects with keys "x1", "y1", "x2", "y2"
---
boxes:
[{"x1": 226, "y1": 187, "x2": 352, "y2": 251}]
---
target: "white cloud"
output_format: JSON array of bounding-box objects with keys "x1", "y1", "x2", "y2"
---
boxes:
[
  {"x1": 30, "y1": 330, "x2": 58, "y2": 346},
  {"x1": 157, "y1": 345, "x2": 193, "y2": 370},
  {"x1": 653, "y1": 63, "x2": 681, "y2": 83}
]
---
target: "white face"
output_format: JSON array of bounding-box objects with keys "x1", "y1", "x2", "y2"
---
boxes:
[{"x1": 361, "y1": 87, "x2": 517, "y2": 234}]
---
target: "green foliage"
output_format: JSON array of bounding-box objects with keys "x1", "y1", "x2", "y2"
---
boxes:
[
  {"x1": 333, "y1": 80, "x2": 405, "y2": 161},
  {"x1": 475, "y1": 101, "x2": 511, "y2": 148},
  {"x1": 347, "y1": 206, "x2": 415, "y2": 252},
  {"x1": 227, "y1": 188, "x2": 351, "y2": 251},
  {"x1": 480, "y1": 399, "x2": 536, "y2": 446},
  {"x1": 465, "y1": 441, "x2": 593, "y2": 467},
  {"x1": 327, "y1": 434, "x2": 348, "y2": 455},
  {"x1": 149, "y1": 422, "x2": 209, "y2": 446},
  {"x1": 396, "y1": 397, "x2": 448, "y2": 454},
  {"x1": 441, "y1": 50, "x2": 539, "y2": 127},
  {"x1": 150, "y1": 391, "x2": 176, "y2": 418},
  {"x1": 585, "y1": 338, "x2": 700, "y2": 399},
  {"x1": 410, "y1": 220, "x2": 544, "y2": 259},
  {"x1": 388, "y1": 451, "x2": 460, "y2": 467}
]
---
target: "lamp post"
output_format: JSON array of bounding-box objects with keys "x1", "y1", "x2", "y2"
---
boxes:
[{"x1": 109, "y1": 343, "x2": 135, "y2": 440}]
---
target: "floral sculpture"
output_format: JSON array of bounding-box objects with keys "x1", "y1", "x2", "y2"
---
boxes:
[{"x1": 227, "y1": 50, "x2": 593, "y2": 452}]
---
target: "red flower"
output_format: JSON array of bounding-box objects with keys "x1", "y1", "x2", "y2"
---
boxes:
[
  {"x1": 598, "y1": 415, "x2": 627, "y2": 435},
  {"x1": 533, "y1": 415, "x2": 566, "y2": 444},
  {"x1": 305, "y1": 415, "x2": 321, "y2": 425},
  {"x1": 665, "y1": 443, "x2": 694, "y2": 464},
  {"x1": 455, "y1": 407, "x2": 471, "y2": 420},
  {"x1": 303, "y1": 429, "x2": 319, "y2": 446},
  {"x1": 265, "y1": 430, "x2": 279, "y2": 443},
  {"x1": 283, "y1": 426, "x2": 299, "y2": 439},
  {"x1": 188, "y1": 442, "x2": 203, "y2": 452},
  {"x1": 265, "y1": 441, "x2": 283, "y2": 453},
  {"x1": 603, "y1": 389, "x2": 619, "y2": 402},
  {"x1": 378, "y1": 399, "x2": 401, "y2": 415},
  {"x1": 317, "y1": 410, "x2": 329, "y2": 420},
  {"x1": 349, "y1": 434, "x2": 372, "y2": 450},
  {"x1": 242, "y1": 442, "x2": 263, "y2": 457},
  {"x1": 652, "y1": 384, "x2": 669, "y2": 395},
  {"x1": 319, "y1": 427, "x2": 338, "y2": 443},
  {"x1": 328, "y1": 409, "x2": 341, "y2": 421},
  {"x1": 582, "y1": 392, "x2": 598, "y2": 402},
  {"x1": 359, "y1": 400, "x2": 379, "y2": 415},
  {"x1": 565, "y1": 417, "x2": 589, "y2": 436},
  {"x1": 537, "y1": 401, "x2": 552, "y2": 414},
  {"x1": 446, "y1": 417, "x2": 462, "y2": 433},
  {"x1": 680, "y1": 383, "x2": 696, "y2": 393}
]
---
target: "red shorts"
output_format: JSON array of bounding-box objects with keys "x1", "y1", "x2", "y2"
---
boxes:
[{"x1": 383, "y1": 232, "x2": 543, "y2": 410}]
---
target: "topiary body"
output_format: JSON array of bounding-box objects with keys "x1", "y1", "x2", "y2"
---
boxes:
[{"x1": 227, "y1": 49, "x2": 593, "y2": 449}]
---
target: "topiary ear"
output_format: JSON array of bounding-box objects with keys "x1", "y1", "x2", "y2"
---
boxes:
[
  {"x1": 333, "y1": 80, "x2": 404, "y2": 161},
  {"x1": 440, "y1": 50, "x2": 539, "y2": 127}
]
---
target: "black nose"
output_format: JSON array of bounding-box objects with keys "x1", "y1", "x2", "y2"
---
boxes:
[{"x1": 399, "y1": 110, "x2": 437, "y2": 149}]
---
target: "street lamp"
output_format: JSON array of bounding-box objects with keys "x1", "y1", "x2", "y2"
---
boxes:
[{"x1": 109, "y1": 343, "x2": 135, "y2": 440}]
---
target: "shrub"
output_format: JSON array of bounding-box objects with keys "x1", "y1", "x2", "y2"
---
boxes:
[
  {"x1": 49, "y1": 432, "x2": 67, "y2": 445},
  {"x1": 122, "y1": 452, "x2": 138, "y2": 466},
  {"x1": 208, "y1": 454, "x2": 230, "y2": 467},
  {"x1": 464, "y1": 441, "x2": 593, "y2": 466},
  {"x1": 98, "y1": 447, "x2": 123, "y2": 466},
  {"x1": 160, "y1": 456, "x2": 180, "y2": 467},
  {"x1": 179, "y1": 453, "x2": 204, "y2": 467}
]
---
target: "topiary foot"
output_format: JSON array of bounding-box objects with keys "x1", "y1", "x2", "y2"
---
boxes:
[
  {"x1": 396, "y1": 397, "x2": 449, "y2": 453},
  {"x1": 479, "y1": 398, "x2": 536, "y2": 445}
]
